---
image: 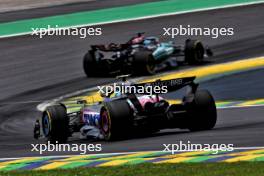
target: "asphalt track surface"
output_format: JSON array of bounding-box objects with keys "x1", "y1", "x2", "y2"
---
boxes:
[
  {"x1": 0, "y1": 3, "x2": 264, "y2": 157},
  {"x1": 0, "y1": 0, "x2": 162, "y2": 23}
]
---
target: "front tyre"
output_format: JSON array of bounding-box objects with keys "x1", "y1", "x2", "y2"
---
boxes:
[
  {"x1": 42, "y1": 105, "x2": 69, "y2": 143},
  {"x1": 184, "y1": 40, "x2": 205, "y2": 64},
  {"x1": 187, "y1": 90, "x2": 217, "y2": 131}
]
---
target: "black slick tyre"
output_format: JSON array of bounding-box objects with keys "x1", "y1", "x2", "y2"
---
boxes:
[
  {"x1": 185, "y1": 40, "x2": 205, "y2": 64},
  {"x1": 100, "y1": 99, "x2": 132, "y2": 141},
  {"x1": 42, "y1": 105, "x2": 69, "y2": 143},
  {"x1": 133, "y1": 51, "x2": 156, "y2": 75},
  {"x1": 187, "y1": 90, "x2": 217, "y2": 131},
  {"x1": 83, "y1": 51, "x2": 97, "y2": 77}
]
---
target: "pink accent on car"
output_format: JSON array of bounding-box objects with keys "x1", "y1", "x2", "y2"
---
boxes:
[
  {"x1": 138, "y1": 95, "x2": 163, "y2": 108},
  {"x1": 131, "y1": 36, "x2": 144, "y2": 44}
]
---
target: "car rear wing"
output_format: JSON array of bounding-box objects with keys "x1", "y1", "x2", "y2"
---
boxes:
[
  {"x1": 134, "y1": 76, "x2": 198, "y2": 94},
  {"x1": 91, "y1": 44, "x2": 130, "y2": 51}
]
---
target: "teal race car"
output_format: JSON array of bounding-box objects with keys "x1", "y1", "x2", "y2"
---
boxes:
[{"x1": 83, "y1": 33, "x2": 213, "y2": 76}]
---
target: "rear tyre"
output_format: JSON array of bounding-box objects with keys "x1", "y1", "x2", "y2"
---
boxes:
[
  {"x1": 185, "y1": 40, "x2": 205, "y2": 64},
  {"x1": 42, "y1": 105, "x2": 69, "y2": 143},
  {"x1": 83, "y1": 51, "x2": 98, "y2": 77},
  {"x1": 187, "y1": 90, "x2": 217, "y2": 131},
  {"x1": 100, "y1": 99, "x2": 132, "y2": 141},
  {"x1": 133, "y1": 51, "x2": 156, "y2": 75}
]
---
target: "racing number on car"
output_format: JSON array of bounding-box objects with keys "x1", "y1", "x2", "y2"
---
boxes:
[{"x1": 83, "y1": 113, "x2": 100, "y2": 127}]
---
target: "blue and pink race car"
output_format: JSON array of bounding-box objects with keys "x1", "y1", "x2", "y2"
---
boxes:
[{"x1": 34, "y1": 76, "x2": 217, "y2": 143}]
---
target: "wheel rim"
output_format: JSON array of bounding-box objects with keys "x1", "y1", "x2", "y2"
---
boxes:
[
  {"x1": 101, "y1": 110, "x2": 110, "y2": 134},
  {"x1": 43, "y1": 113, "x2": 50, "y2": 136}
]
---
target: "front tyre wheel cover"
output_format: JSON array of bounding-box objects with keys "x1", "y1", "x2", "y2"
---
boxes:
[
  {"x1": 42, "y1": 112, "x2": 51, "y2": 137},
  {"x1": 100, "y1": 107, "x2": 112, "y2": 140}
]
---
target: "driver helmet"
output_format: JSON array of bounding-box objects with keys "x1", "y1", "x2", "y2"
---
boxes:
[{"x1": 143, "y1": 37, "x2": 159, "y2": 46}]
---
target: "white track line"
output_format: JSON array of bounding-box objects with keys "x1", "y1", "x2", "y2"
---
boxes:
[
  {"x1": 0, "y1": 146, "x2": 264, "y2": 161},
  {"x1": 1, "y1": 1, "x2": 264, "y2": 38},
  {"x1": 217, "y1": 104, "x2": 264, "y2": 109}
]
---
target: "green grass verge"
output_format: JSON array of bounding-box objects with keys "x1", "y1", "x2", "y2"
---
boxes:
[{"x1": 1, "y1": 163, "x2": 264, "y2": 176}]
